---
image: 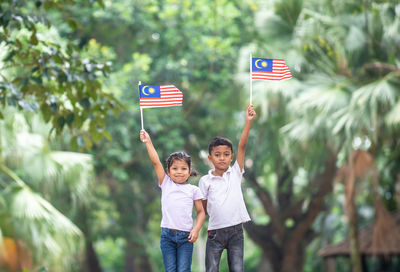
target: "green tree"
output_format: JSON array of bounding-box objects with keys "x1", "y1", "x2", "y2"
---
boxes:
[
  {"x1": 241, "y1": 0, "x2": 400, "y2": 271},
  {"x1": 0, "y1": 0, "x2": 121, "y2": 148}
]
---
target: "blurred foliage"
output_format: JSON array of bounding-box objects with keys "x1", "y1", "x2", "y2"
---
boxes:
[
  {"x1": 0, "y1": 0, "x2": 121, "y2": 149},
  {"x1": 0, "y1": 107, "x2": 94, "y2": 271},
  {"x1": 0, "y1": 0, "x2": 400, "y2": 271}
]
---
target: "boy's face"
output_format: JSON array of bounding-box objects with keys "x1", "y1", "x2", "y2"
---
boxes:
[{"x1": 208, "y1": 145, "x2": 234, "y2": 172}]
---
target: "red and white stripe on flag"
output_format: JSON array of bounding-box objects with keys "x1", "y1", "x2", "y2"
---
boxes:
[
  {"x1": 140, "y1": 85, "x2": 183, "y2": 108},
  {"x1": 252, "y1": 59, "x2": 292, "y2": 81}
]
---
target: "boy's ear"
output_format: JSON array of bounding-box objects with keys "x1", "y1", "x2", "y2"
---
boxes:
[{"x1": 208, "y1": 154, "x2": 212, "y2": 160}]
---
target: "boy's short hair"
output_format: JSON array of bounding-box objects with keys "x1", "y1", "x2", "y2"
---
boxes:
[{"x1": 208, "y1": 136, "x2": 233, "y2": 154}]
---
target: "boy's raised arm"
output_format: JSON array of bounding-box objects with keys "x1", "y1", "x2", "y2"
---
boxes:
[
  {"x1": 236, "y1": 104, "x2": 256, "y2": 171},
  {"x1": 140, "y1": 130, "x2": 166, "y2": 185}
]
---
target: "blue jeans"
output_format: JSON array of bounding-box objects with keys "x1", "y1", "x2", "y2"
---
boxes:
[
  {"x1": 205, "y1": 223, "x2": 244, "y2": 272},
  {"x1": 160, "y1": 228, "x2": 194, "y2": 272}
]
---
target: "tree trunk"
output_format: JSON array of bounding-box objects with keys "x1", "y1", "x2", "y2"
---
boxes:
[
  {"x1": 345, "y1": 157, "x2": 362, "y2": 272},
  {"x1": 325, "y1": 257, "x2": 336, "y2": 272},
  {"x1": 257, "y1": 253, "x2": 273, "y2": 272},
  {"x1": 75, "y1": 205, "x2": 103, "y2": 272},
  {"x1": 348, "y1": 202, "x2": 362, "y2": 272},
  {"x1": 85, "y1": 241, "x2": 103, "y2": 272},
  {"x1": 281, "y1": 240, "x2": 305, "y2": 272},
  {"x1": 124, "y1": 241, "x2": 153, "y2": 272},
  {"x1": 102, "y1": 173, "x2": 154, "y2": 272},
  {"x1": 245, "y1": 154, "x2": 337, "y2": 272}
]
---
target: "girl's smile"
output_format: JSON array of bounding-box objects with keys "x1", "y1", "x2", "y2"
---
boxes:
[{"x1": 167, "y1": 159, "x2": 191, "y2": 184}]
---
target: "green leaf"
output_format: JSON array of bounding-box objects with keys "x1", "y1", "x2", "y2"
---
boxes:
[
  {"x1": 70, "y1": 136, "x2": 78, "y2": 150},
  {"x1": 80, "y1": 97, "x2": 91, "y2": 109},
  {"x1": 103, "y1": 130, "x2": 112, "y2": 141},
  {"x1": 50, "y1": 103, "x2": 58, "y2": 115},
  {"x1": 96, "y1": 0, "x2": 105, "y2": 9},
  {"x1": 66, "y1": 18, "x2": 78, "y2": 30},
  {"x1": 57, "y1": 116, "x2": 65, "y2": 130},
  {"x1": 30, "y1": 32, "x2": 38, "y2": 45},
  {"x1": 43, "y1": 1, "x2": 54, "y2": 11},
  {"x1": 40, "y1": 104, "x2": 52, "y2": 122},
  {"x1": 31, "y1": 76, "x2": 43, "y2": 84},
  {"x1": 4, "y1": 50, "x2": 16, "y2": 62},
  {"x1": 83, "y1": 135, "x2": 93, "y2": 150},
  {"x1": 66, "y1": 112, "x2": 75, "y2": 125},
  {"x1": 1, "y1": 10, "x2": 12, "y2": 27}
]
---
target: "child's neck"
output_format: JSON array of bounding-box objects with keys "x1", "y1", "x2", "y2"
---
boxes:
[{"x1": 212, "y1": 168, "x2": 226, "y2": 177}]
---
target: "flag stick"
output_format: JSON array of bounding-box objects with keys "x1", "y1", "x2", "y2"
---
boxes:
[
  {"x1": 249, "y1": 53, "x2": 253, "y2": 105},
  {"x1": 138, "y1": 81, "x2": 144, "y2": 130}
]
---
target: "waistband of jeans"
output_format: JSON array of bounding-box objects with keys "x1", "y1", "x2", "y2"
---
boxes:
[
  {"x1": 161, "y1": 227, "x2": 190, "y2": 234},
  {"x1": 212, "y1": 223, "x2": 243, "y2": 231}
]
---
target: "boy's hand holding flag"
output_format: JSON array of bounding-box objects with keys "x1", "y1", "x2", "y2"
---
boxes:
[{"x1": 249, "y1": 56, "x2": 292, "y2": 104}]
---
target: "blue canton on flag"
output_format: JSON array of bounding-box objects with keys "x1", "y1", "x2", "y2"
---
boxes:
[
  {"x1": 139, "y1": 85, "x2": 161, "y2": 98},
  {"x1": 252, "y1": 59, "x2": 273, "y2": 72}
]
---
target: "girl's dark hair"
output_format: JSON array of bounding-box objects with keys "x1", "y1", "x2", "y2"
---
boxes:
[
  {"x1": 166, "y1": 151, "x2": 197, "y2": 177},
  {"x1": 208, "y1": 136, "x2": 233, "y2": 154}
]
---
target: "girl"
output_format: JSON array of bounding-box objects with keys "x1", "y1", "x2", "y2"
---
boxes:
[{"x1": 140, "y1": 129, "x2": 205, "y2": 272}]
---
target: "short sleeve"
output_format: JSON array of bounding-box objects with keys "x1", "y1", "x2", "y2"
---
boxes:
[
  {"x1": 192, "y1": 186, "x2": 204, "y2": 200},
  {"x1": 158, "y1": 174, "x2": 170, "y2": 188},
  {"x1": 198, "y1": 177, "x2": 209, "y2": 200},
  {"x1": 232, "y1": 161, "x2": 245, "y2": 175}
]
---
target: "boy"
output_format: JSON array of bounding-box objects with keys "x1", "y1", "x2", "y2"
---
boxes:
[{"x1": 199, "y1": 104, "x2": 256, "y2": 272}]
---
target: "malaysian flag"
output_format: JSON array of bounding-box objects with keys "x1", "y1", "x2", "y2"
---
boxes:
[
  {"x1": 251, "y1": 58, "x2": 292, "y2": 81},
  {"x1": 139, "y1": 85, "x2": 183, "y2": 108}
]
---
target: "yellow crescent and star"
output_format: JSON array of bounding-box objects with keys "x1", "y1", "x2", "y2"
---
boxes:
[
  {"x1": 141, "y1": 85, "x2": 156, "y2": 96},
  {"x1": 255, "y1": 59, "x2": 268, "y2": 69}
]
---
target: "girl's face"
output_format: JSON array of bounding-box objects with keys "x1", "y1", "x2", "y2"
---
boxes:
[{"x1": 167, "y1": 159, "x2": 191, "y2": 184}]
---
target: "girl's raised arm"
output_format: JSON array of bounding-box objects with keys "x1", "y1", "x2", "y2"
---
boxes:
[{"x1": 140, "y1": 130, "x2": 165, "y2": 185}]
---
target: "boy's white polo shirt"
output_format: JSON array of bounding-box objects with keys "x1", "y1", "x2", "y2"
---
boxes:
[{"x1": 199, "y1": 161, "x2": 251, "y2": 230}]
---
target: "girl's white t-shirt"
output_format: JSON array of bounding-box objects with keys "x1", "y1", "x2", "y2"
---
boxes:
[{"x1": 159, "y1": 175, "x2": 204, "y2": 232}]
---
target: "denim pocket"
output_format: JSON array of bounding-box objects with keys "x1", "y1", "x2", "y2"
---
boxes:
[
  {"x1": 160, "y1": 228, "x2": 168, "y2": 239},
  {"x1": 177, "y1": 231, "x2": 190, "y2": 242},
  {"x1": 235, "y1": 227, "x2": 244, "y2": 241},
  {"x1": 208, "y1": 230, "x2": 217, "y2": 240}
]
